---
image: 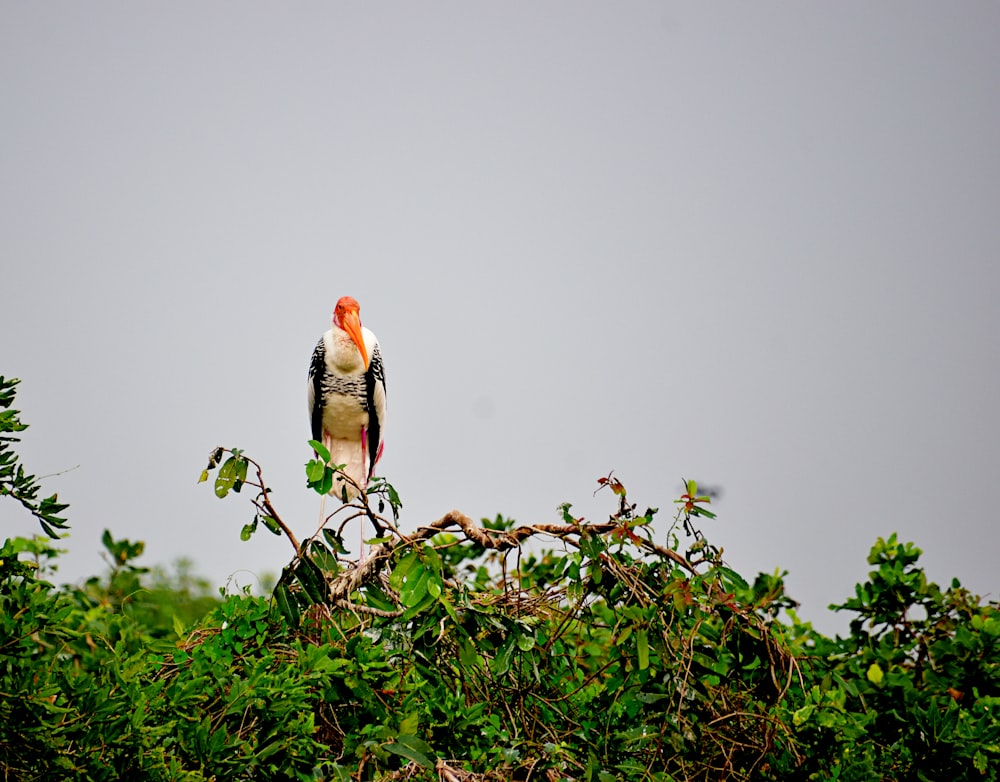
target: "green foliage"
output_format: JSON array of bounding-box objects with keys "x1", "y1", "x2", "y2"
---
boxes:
[
  {"x1": 786, "y1": 534, "x2": 1000, "y2": 780},
  {"x1": 2, "y1": 408, "x2": 998, "y2": 780},
  {"x1": 0, "y1": 376, "x2": 69, "y2": 537},
  {"x1": 76, "y1": 530, "x2": 221, "y2": 640},
  {"x1": 196, "y1": 451, "x2": 1000, "y2": 781}
]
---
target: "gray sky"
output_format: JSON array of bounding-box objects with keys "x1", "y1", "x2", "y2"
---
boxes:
[{"x1": 3, "y1": 3, "x2": 998, "y2": 633}]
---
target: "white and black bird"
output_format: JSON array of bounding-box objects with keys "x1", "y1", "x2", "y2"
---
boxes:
[{"x1": 308, "y1": 296, "x2": 386, "y2": 502}]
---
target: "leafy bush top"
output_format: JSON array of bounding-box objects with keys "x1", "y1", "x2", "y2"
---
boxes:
[{"x1": 1, "y1": 376, "x2": 997, "y2": 781}]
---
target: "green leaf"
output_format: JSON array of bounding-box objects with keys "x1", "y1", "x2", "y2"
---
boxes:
[
  {"x1": 305, "y1": 459, "x2": 327, "y2": 483},
  {"x1": 215, "y1": 456, "x2": 237, "y2": 497},
  {"x1": 516, "y1": 631, "x2": 536, "y2": 652},
  {"x1": 260, "y1": 515, "x2": 282, "y2": 536},
  {"x1": 309, "y1": 439, "x2": 331, "y2": 463},
  {"x1": 491, "y1": 636, "x2": 517, "y2": 676},
  {"x1": 307, "y1": 540, "x2": 339, "y2": 573},
  {"x1": 400, "y1": 564, "x2": 430, "y2": 608},
  {"x1": 274, "y1": 581, "x2": 302, "y2": 626},
  {"x1": 793, "y1": 704, "x2": 814, "y2": 727},
  {"x1": 218, "y1": 456, "x2": 236, "y2": 479},
  {"x1": 398, "y1": 713, "x2": 420, "y2": 736},
  {"x1": 716, "y1": 566, "x2": 748, "y2": 591},
  {"x1": 398, "y1": 733, "x2": 435, "y2": 759},
  {"x1": 866, "y1": 663, "x2": 884, "y2": 685},
  {"x1": 322, "y1": 528, "x2": 347, "y2": 553},
  {"x1": 437, "y1": 593, "x2": 459, "y2": 625},
  {"x1": 326, "y1": 764, "x2": 351, "y2": 782},
  {"x1": 294, "y1": 558, "x2": 327, "y2": 604},
  {"x1": 256, "y1": 741, "x2": 284, "y2": 761},
  {"x1": 458, "y1": 636, "x2": 480, "y2": 670},
  {"x1": 362, "y1": 582, "x2": 397, "y2": 613},
  {"x1": 383, "y1": 739, "x2": 433, "y2": 770},
  {"x1": 389, "y1": 550, "x2": 419, "y2": 592},
  {"x1": 636, "y1": 627, "x2": 649, "y2": 670},
  {"x1": 384, "y1": 480, "x2": 402, "y2": 509}
]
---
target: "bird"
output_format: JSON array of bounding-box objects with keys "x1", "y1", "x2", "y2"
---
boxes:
[{"x1": 307, "y1": 296, "x2": 386, "y2": 504}]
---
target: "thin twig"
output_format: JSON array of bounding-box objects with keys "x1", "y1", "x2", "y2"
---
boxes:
[{"x1": 243, "y1": 455, "x2": 299, "y2": 552}]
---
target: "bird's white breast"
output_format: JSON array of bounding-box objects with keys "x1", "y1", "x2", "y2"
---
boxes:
[{"x1": 321, "y1": 393, "x2": 369, "y2": 439}]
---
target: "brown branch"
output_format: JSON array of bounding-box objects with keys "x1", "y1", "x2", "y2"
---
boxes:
[
  {"x1": 211, "y1": 447, "x2": 706, "y2": 603},
  {"x1": 413, "y1": 511, "x2": 698, "y2": 574},
  {"x1": 319, "y1": 509, "x2": 704, "y2": 605},
  {"x1": 332, "y1": 599, "x2": 403, "y2": 618},
  {"x1": 242, "y1": 454, "x2": 300, "y2": 553}
]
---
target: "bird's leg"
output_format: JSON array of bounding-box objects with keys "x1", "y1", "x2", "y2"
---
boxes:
[
  {"x1": 359, "y1": 426, "x2": 369, "y2": 564},
  {"x1": 357, "y1": 522, "x2": 364, "y2": 565},
  {"x1": 361, "y1": 426, "x2": 369, "y2": 490}
]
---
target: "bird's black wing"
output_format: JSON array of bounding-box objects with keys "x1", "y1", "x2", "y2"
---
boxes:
[
  {"x1": 308, "y1": 337, "x2": 326, "y2": 444},
  {"x1": 365, "y1": 342, "x2": 386, "y2": 476}
]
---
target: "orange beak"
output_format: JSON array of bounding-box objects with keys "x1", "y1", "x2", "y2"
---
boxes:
[{"x1": 341, "y1": 309, "x2": 369, "y2": 370}]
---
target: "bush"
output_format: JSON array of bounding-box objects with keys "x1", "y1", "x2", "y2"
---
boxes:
[{"x1": 2, "y1": 375, "x2": 997, "y2": 780}]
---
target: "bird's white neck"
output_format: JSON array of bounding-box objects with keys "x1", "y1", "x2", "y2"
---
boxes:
[{"x1": 324, "y1": 327, "x2": 367, "y2": 373}]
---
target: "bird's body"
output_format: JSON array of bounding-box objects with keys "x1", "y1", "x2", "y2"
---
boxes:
[{"x1": 308, "y1": 297, "x2": 386, "y2": 502}]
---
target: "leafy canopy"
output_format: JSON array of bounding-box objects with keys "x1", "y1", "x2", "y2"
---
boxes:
[{"x1": 1, "y1": 375, "x2": 997, "y2": 781}]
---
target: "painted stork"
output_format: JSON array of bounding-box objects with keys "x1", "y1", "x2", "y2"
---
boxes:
[{"x1": 308, "y1": 296, "x2": 386, "y2": 503}]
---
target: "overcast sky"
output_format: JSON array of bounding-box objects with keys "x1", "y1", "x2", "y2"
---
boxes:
[{"x1": 3, "y1": 3, "x2": 998, "y2": 634}]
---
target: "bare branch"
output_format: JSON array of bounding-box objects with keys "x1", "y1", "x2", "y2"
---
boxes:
[{"x1": 243, "y1": 454, "x2": 300, "y2": 553}]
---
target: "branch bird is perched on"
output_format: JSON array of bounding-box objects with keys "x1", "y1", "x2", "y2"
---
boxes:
[{"x1": 308, "y1": 296, "x2": 386, "y2": 502}]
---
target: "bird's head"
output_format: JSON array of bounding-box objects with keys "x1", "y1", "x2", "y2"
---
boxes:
[{"x1": 333, "y1": 296, "x2": 369, "y2": 370}]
